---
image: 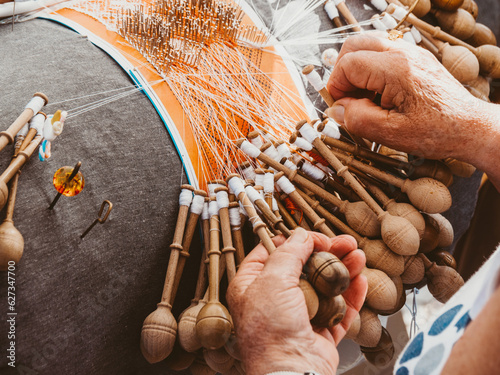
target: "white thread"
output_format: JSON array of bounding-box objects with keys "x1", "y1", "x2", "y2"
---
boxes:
[
  {"x1": 209, "y1": 199, "x2": 219, "y2": 216},
  {"x1": 179, "y1": 188, "x2": 193, "y2": 206},
  {"x1": 411, "y1": 26, "x2": 422, "y2": 44},
  {"x1": 249, "y1": 135, "x2": 263, "y2": 149},
  {"x1": 245, "y1": 186, "x2": 264, "y2": 204},
  {"x1": 381, "y1": 13, "x2": 398, "y2": 29},
  {"x1": 201, "y1": 201, "x2": 209, "y2": 220},
  {"x1": 241, "y1": 165, "x2": 256, "y2": 181},
  {"x1": 370, "y1": 0, "x2": 388, "y2": 12},
  {"x1": 43, "y1": 119, "x2": 63, "y2": 142},
  {"x1": 229, "y1": 206, "x2": 241, "y2": 227},
  {"x1": 18, "y1": 122, "x2": 29, "y2": 137},
  {"x1": 333, "y1": 0, "x2": 344, "y2": 6},
  {"x1": 208, "y1": 183, "x2": 220, "y2": 197},
  {"x1": 293, "y1": 137, "x2": 313, "y2": 151},
  {"x1": 322, "y1": 119, "x2": 341, "y2": 139},
  {"x1": 255, "y1": 172, "x2": 265, "y2": 187},
  {"x1": 403, "y1": 32, "x2": 416, "y2": 45},
  {"x1": 190, "y1": 194, "x2": 205, "y2": 215},
  {"x1": 262, "y1": 144, "x2": 280, "y2": 161},
  {"x1": 304, "y1": 70, "x2": 325, "y2": 92},
  {"x1": 239, "y1": 202, "x2": 248, "y2": 217},
  {"x1": 227, "y1": 176, "x2": 245, "y2": 197},
  {"x1": 284, "y1": 159, "x2": 297, "y2": 170},
  {"x1": 277, "y1": 143, "x2": 291, "y2": 159},
  {"x1": 302, "y1": 161, "x2": 326, "y2": 181},
  {"x1": 324, "y1": 0, "x2": 339, "y2": 20},
  {"x1": 276, "y1": 176, "x2": 296, "y2": 194},
  {"x1": 30, "y1": 113, "x2": 45, "y2": 136},
  {"x1": 272, "y1": 196, "x2": 279, "y2": 211},
  {"x1": 25, "y1": 95, "x2": 46, "y2": 113},
  {"x1": 389, "y1": 5, "x2": 407, "y2": 21},
  {"x1": 216, "y1": 190, "x2": 230, "y2": 208},
  {"x1": 372, "y1": 18, "x2": 388, "y2": 31},
  {"x1": 299, "y1": 122, "x2": 319, "y2": 143},
  {"x1": 240, "y1": 140, "x2": 261, "y2": 158},
  {"x1": 264, "y1": 172, "x2": 274, "y2": 193}
]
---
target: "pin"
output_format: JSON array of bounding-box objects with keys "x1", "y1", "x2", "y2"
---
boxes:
[
  {"x1": 80, "y1": 200, "x2": 113, "y2": 239},
  {"x1": 49, "y1": 161, "x2": 84, "y2": 210}
]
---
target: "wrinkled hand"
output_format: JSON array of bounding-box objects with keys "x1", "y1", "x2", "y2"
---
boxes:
[
  {"x1": 326, "y1": 34, "x2": 489, "y2": 161},
  {"x1": 226, "y1": 228, "x2": 367, "y2": 375}
]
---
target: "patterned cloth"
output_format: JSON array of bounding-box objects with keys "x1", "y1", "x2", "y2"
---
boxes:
[{"x1": 394, "y1": 246, "x2": 500, "y2": 374}]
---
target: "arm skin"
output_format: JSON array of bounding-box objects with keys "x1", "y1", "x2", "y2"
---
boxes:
[
  {"x1": 226, "y1": 228, "x2": 367, "y2": 375},
  {"x1": 326, "y1": 34, "x2": 500, "y2": 191}
]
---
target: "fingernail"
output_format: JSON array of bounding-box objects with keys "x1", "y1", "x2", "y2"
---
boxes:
[
  {"x1": 287, "y1": 227, "x2": 308, "y2": 244},
  {"x1": 326, "y1": 104, "x2": 345, "y2": 125}
]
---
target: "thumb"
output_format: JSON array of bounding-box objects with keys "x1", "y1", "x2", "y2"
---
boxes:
[
  {"x1": 262, "y1": 228, "x2": 313, "y2": 279},
  {"x1": 326, "y1": 97, "x2": 405, "y2": 144}
]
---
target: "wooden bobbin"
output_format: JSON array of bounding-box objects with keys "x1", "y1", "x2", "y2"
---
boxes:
[
  {"x1": 377, "y1": 145, "x2": 408, "y2": 164},
  {"x1": 464, "y1": 75, "x2": 490, "y2": 101},
  {"x1": 189, "y1": 355, "x2": 217, "y2": 375},
  {"x1": 372, "y1": 276, "x2": 406, "y2": 316},
  {"x1": 320, "y1": 134, "x2": 453, "y2": 186},
  {"x1": 171, "y1": 189, "x2": 208, "y2": 303},
  {"x1": 203, "y1": 347, "x2": 235, "y2": 373},
  {"x1": 432, "y1": 8, "x2": 476, "y2": 40},
  {"x1": 311, "y1": 294, "x2": 347, "y2": 328},
  {"x1": 215, "y1": 187, "x2": 237, "y2": 282},
  {"x1": 334, "y1": 0, "x2": 362, "y2": 31},
  {"x1": 386, "y1": 3, "x2": 500, "y2": 78},
  {"x1": 229, "y1": 201, "x2": 246, "y2": 266},
  {"x1": 237, "y1": 139, "x2": 382, "y2": 237},
  {"x1": 345, "y1": 312, "x2": 361, "y2": 340},
  {"x1": 0, "y1": 137, "x2": 24, "y2": 270},
  {"x1": 427, "y1": 248, "x2": 457, "y2": 269},
  {"x1": 227, "y1": 174, "x2": 319, "y2": 319},
  {"x1": 354, "y1": 307, "x2": 382, "y2": 347},
  {"x1": 362, "y1": 267, "x2": 398, "y2": 312},
  {"x1": 0, "y1": 93, "x2": 48, "y2": 153},
  {"x1": 428, "y1": 213, "x2": 454, "y2": 247},
  {"x1": 401, "y1": 255, "x2": 426, "y2": 285},
  {"x1": 442, "y1": 158, "x2": 476, "y2": 177},
  {"x1": 360, "y1": 327, "x2": 395, "y2": 367},
  {"x1": 327, "y1": 145, "x2": 452, "y2": 214},
  {"x1": 302, "y1": 65, "x2": 334, "y2": 107},
  {"x1": 466, "y1": 23, "x2": 497, "y2": 47},
  {"x1": 431, "y1": 0, "x2": 464, "y2": 11},
  {"x1": 196, "y1": 198, "x2": 233, "y2": 350},
  {"x1": 140, "y1": 185, "x2": 194, "y2": 363},
  {"x1": 305, "y1": 251, "x2": 351, "y2": 297},
  {"x1": 0, "y1": 134, "x2": 45, "y2": 211},
  {"x1": 276, "y1": 196, "x2": 299, "y2": 229},
  {"x1": 163, "y1": 339, "x2": 196, "y2": 371},
  {"x1": 362, "y1": 179, "x2": 426, "y2": 239},
  {"x1": 396, "y1": 0, "x2": 432, "y2": 17},
  {"x1": 178, "y1": 214, "x2": 209, "y2": 353},
  {"x1": 275, "y1": 172, "x2": 336, "y2": 238},
  {"x1": 420, "y1": 254, "x2": 464, "y2": 303},
  {"x1": 460, "y1": 0, "x2": 478, "y2": 18},
  {"x1": 419, "y1": 214, "x2": 440, "y2": 253},
  {"x1": 296, "y1": 188, "x2": 404, "y2": 277},
  {"x1": 296, "y1": 122, "x2": 420, "y2": 256}
]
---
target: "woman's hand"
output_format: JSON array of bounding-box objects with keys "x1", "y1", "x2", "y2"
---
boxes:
[{"x1": 226, "y1": 228, "x2": 367, "y2": 375}]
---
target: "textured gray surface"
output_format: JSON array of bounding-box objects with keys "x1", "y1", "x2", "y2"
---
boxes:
[{"x1": 0, "y1": 1, "x2": 497, "y2": 374}]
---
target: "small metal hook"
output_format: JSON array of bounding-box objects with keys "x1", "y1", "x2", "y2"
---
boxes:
[{"x1": 80, "y1": 200, "x2": 113, "y2": 239}]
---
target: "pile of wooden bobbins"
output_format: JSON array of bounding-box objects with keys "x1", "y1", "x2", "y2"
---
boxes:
[
  {"x1": 140, "y1": 117, "x2": 471, "y2": 372},
  {"x1": 139, "y1": 0, "x2": 499, "y2": 372}
]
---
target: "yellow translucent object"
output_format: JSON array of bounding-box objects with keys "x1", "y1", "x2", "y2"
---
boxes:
[{"x1": 53, "y1": 167, "x2": 85, "y2": 197}]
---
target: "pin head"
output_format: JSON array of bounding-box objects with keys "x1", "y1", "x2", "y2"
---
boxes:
[{"x1": 53, "y1": 165, "x2": 85, "y2": 197}]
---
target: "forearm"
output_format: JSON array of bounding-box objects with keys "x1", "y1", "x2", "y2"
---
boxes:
[{"x1": 454, "y1": 99, "x2": 500, "y2": 191}]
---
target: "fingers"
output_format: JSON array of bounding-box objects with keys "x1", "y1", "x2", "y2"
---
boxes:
[
  {"x1": 339, "y1": 249, "x2": 366, "y2": 280},
  {"x1": 335, "y1": 34, "x2": 394, "y2": 63},
  {"x1": 262, "y1": 228, "x2": 314, "y2": 279},
  {"x1": 325, "y1": 97, "x2": 407, "y2": 147}
]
